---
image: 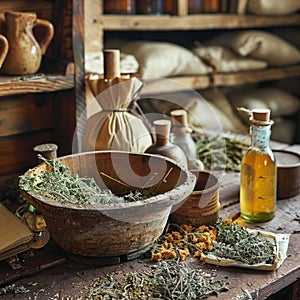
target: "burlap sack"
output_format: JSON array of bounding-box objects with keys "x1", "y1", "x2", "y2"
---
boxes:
[
  {"x1": 193, "y1": 45, "x2": 267, "y2": 72},
  {"x1": 205, "y1": 30, "x2": 300, "y2": 66},
  {"x1": 138, "y1": 89, "x2": 245, "y2": 134},
  {"x1": 248, "y1": 0, "x2": 300, "y2": 15},
  {"x1": 226, "y1": 87, "x2": 300, "y2": 118},
  {"x1": 85, "y1": 52, "x2": 139, "y2": 74},
  {"x1": 121, "y1": 41, "x2": 212, "y2": 77}
]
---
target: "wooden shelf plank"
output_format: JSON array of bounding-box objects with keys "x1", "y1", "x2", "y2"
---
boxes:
[
  {"x1": 100, "y1": 13, "x2": 300, "y2": 31},
  {"x1": 0, "y1": 1, "x2": 53, "y2": 20},
  {"x1": 0, "y1": 74, "x2": 74, "y2": 97},
  {"x1": 141, "y1": 65, "x2": 300, "y2": 95}
]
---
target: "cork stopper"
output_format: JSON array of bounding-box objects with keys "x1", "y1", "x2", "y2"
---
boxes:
[
  {"x1": 250, "y1": 108, "x2": 274, "y2": 126},
  {"x1": 252, "y1": 108, "x2": 270, "y2": 122},
  {"x1": 33, "y1": 143, "x2": 58, "y2": 163},
  {"x1": 170, "y1": 109, "x2": 192, "y2": 134},
  {"x1": 170, "y1": 109, "x2": 188, "y2": 126},
  {"x1": 103, "y1": 49, "x2": 121, "y2": 79},
  {"x1": 153, "y1": 119, "x2": 171, "y2": 139}
]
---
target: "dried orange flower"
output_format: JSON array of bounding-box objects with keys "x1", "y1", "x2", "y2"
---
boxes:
[{"x1": 151, "y1": 252, "x2": 162, "y2": 261}]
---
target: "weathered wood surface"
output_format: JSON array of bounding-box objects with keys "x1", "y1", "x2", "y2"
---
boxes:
[
  {"x1": 0, "y1": 144, "x2": 299, "y2": 299},
  {"x1": 73, "y1": 0, "x2": 86, "y2": 152},
  {"x1": 0, "y1": 74, "x2": 74, "y2": 97},
  {"x1": 140, "y1": 65, "x2": 300, "y2": 95},
  {"x1": 99, "y1": 13, "x2": 300, "y2": 30},
  {"x1": 0, "y1": 1, "x2": 53, "y2": 21}
]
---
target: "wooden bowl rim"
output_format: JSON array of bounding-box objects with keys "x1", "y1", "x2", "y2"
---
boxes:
[
  {"x1": 21, "y1": 150, "x2": 196, "y2": 211},
  {"x1": 189, "y1": 170, "x2": 220, "y2": 195}
]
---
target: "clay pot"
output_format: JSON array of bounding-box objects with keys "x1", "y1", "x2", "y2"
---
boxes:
[
  {"x1": 0, "y1": 34, "x2": 8, "y2": 68},
  {"x1": 0, "y1": 11, "x2": 54, "y2": 75},
  {"x1": 170, "y1": 170, "x2": 220, "y2": 226},
  {"x1": 145, "y1": 119, "x2": 188, "y2": 169}
]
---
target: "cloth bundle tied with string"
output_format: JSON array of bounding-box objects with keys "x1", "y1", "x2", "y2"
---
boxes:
[{"x1": 82, "y1": 50, "x2": 152, "y2": 152}]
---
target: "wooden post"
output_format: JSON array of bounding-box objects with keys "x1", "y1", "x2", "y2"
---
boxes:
[{"x1": 72, "y1": 0, "x2": 86, "y2": 152}]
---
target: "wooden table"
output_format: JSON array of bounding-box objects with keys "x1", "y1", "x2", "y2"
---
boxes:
[{"x1": 0, "y1": 144, "x2": 299, "y2": 300}]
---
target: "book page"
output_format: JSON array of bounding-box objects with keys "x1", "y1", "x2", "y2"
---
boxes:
[{"x1": 0, "y1": 204, "x2": 33, "y2": 259}]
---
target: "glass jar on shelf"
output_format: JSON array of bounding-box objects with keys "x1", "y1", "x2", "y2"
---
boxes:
[
  {"x1": 136, "y1": 0, "x2": 164, "y2": 15},
  {"x1": 103, "y1": 0, "x2": 136, "y2": 15}
]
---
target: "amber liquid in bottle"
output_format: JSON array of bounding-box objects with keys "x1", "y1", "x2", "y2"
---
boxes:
[{"x1": 240, "y1": 123, "x2": 276, "y2": 222}]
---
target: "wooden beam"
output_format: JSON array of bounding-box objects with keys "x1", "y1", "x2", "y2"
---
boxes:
[{"x1": 72, "y1": 0, "x2": 86, "y2": 152}]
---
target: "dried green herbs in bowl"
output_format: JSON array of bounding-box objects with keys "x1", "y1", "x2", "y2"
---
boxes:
[{"x1": 19, "y1": 151, "x2": 196, "y2": 258}]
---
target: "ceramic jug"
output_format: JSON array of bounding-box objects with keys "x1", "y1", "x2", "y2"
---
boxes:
[
  {"x1": 0, "y1": 11, "x2": 54, "y2": 75},
  {"x1": 0, "y1": 34, "x2": 8, "y2": 68}
]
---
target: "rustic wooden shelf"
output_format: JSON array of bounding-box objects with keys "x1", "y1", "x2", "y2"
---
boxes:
[
  {"x1": 0, "y1": 0, "x2": 53, "y2": 24},
  {"x1": 0, "y1": 74, "x2": 74, "y2": 97},
  {"x1": 0, "y1": 61, "x2": 75, "y2": 97},
  {"x1": 141, "y1": 64, "x2": 300, "y2": 95},
  {"x1": 100, "y1": 13, "x2": 300, "y2": 31}
]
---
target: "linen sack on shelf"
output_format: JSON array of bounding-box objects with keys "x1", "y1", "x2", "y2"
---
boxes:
[
  {"x1": 85, "y1": 51, "x2": 139, "y2": 75},
  {"x1": 82, "y1": 76, "x2": 152, "y2": 152},
  {"x1": 138, "y1": 89, "x2": 246, "y2": 134},
  {"x1": 121, "y1": 41, "x2": 212, "y2": 78},
  {"x1": 192, "y1": 44, "x2": 267, "y2": 73},
  {"x1": 247, "y1": 0, "x2": 300, "y2": 15},
  {"x1": 205, "y1": 30, "x2": 300, "y2": 66},
  {"x1": 226, "y1": 87, "x2": 300, "y2": 143}
]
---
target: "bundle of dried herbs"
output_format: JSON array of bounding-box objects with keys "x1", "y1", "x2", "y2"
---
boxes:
[
  {"x1": 19, "y1": 155, "x2": 153, "y2": 206},
  {"x1": 195, "y1": 134, "x2": 249, "y2": 172},
  {"x1": 211, "y1": 219, "x2": 275, "y2": 265},
  {"x1": 85, "y1": 260, "x2": 229, "y2": 300},
  {"x1": 151, "y1": 219, "x2": 276, "y2": 266}
]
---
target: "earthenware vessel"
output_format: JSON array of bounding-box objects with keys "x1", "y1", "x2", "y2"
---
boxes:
[
  {"x1": 1, "y1": 11, "x2": 54, "y2": 75},
  {"x1": 0, "y1": 34, "x2": 8, "y2": 68}
]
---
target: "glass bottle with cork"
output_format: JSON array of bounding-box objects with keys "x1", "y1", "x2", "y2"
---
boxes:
[
  {"x1": 170, "y1": 109, "x2": 203, "y2": 170},
  {"x1": 240, "y1": 108, "x2": 276, "y2": 222}
]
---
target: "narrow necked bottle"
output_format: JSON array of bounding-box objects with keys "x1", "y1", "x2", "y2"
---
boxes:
[
  {"x1": 170, "y1": 109, "x2": 204, "y2": 170},
  {"x1": 145, "y1": 119, "x2": 188, "y2": 169},
  {"x1": 240, "y1": 108, "x2": 276, "y2": 222}
]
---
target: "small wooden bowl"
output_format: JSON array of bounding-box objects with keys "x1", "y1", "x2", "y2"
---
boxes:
[
  {"x1": 20, "y1": 151, "x2": 196, "y2": 257},
  {"x1": 274, "y1": 150, "x2": 300, "y2": 199},
  {"x1": 170, "y1": 170, "x2": 220, "y2": 226}
]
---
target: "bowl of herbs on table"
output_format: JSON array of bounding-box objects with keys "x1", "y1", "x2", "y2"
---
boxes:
[{"x1": 19, "y1": 151, "x2": 196, "y2": 258}]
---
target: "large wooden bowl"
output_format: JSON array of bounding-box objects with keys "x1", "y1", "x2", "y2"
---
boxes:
[{"x1": 20, "y1": 151, "x2": 196, "y2": 257}]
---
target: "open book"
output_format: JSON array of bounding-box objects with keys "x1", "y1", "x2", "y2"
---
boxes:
[{"x1": 0, "y1": 204, "x2": 33, "y2": 261}]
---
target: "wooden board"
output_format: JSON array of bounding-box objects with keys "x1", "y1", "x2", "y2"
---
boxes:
[
  {"x1": 0, "y1": 130, "x2": 55, "y2": 176},
  {"x1": 0, "y1": 1, "x2": 53, "y2": 21},
  {"x1": 0, "y1": 95, "x2": 54, "y2": 138},
  {"x1": 140, "y1": 65, "x2": 300, "y2": 95},
  {"x1": 99, "y1": 13, "x2": 300, "y2": 30},
  {"x1": 0, "y1": 74, "x2": 74, "y2": 97}
]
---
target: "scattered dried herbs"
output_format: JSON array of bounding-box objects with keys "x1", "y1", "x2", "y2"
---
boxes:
[
  {"x1": 151, "y1": 224, "x2": 216, "y2": 262},
  {"x1": 151, "y1": 219, "x2": 276, "y2": 266},
  {"x1": 0, "y1": 283, "x2": 29, "y2": 295},
  {"x1": 196, "y1": 134, "x2": 249, "y2": 172},
  {"x1": 85, "y1": 260, "x2": 229, "y2": 300},
  {"x1": 19, "y1": 155, "x2": 154, "y2": 206}
]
